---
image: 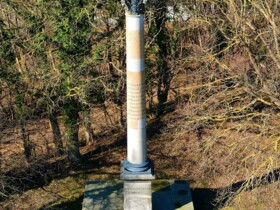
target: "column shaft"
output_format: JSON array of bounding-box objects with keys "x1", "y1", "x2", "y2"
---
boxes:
[{"x1": 126, "y1": 14, "x2": 147, "y2": 165}]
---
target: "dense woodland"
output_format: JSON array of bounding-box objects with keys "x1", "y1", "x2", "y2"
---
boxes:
[{"x1": 0, "y1": 0, "x2": 280, "y2": 209}]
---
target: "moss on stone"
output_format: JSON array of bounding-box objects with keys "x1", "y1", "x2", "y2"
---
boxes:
[{"x1": 152, "y1": 180, "x2": 170, "y2": 192}]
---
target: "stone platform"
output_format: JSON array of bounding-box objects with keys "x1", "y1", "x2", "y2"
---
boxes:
[{"x1": 82, "y1": 180, "x2": 194, "y2": 210}]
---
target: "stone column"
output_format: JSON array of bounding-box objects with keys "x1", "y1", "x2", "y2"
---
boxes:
[
  {"x1": 121, "y1": 0, "x2": 154, "y2": 178},
  {"x1": 126, "y1": 14, "x2": 147, "y2": 165}
]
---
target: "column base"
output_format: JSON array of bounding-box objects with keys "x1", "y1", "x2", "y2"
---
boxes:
[{"x1": 120, "y1": 159, "x2": 155, "y2": 180}]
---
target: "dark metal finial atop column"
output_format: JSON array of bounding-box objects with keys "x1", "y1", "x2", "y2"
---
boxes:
[{"x1": 124, "y1": 0, "x2": 145, "y2": 15}]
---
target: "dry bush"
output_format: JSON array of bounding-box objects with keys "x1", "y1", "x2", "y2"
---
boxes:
[{"x1": 174, "y1": 0, "x2": 280, "y2": 208}]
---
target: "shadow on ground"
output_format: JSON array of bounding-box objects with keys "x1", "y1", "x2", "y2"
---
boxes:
[{"x1": 191, "y1": 188, "x2": 217, "y2": 210}]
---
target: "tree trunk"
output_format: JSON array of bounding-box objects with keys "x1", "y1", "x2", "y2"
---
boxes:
[
  {"x1": 151, "y1": 1, "x2": 171, "y2": 116},
  {"x1": 118, "y1": 103, "x2": 124, "y2": 127},
  {"x1": 63, "y1": 99, "x2": 81, "y2": 162},
  {"x1": 20, "y1": 123, "x2": 33, "y2": 162},
  {"x1": 85, "y1": 120, "x2": 94, "y2": 144},
  {"x1": 49, "y1": 110, "x2": 64, "y2": 155},
  {"x1": 15, "y1": 92, "x2": 33, "y2": 162},
  {"x1": 82, "y1": 111, "x2": 94, "y2": 144}
]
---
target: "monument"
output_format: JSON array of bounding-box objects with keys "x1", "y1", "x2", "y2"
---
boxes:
[
  {"x1": 82, "y1": 1, "x2": 194, "y2": 209},
  {"x1": 120, "y1": 1, "x2": 154, "y2": 209}
]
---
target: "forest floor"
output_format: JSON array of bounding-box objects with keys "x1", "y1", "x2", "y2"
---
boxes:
[{"x1": 1, "y1": 73, "x2": 280, "y2": 210}]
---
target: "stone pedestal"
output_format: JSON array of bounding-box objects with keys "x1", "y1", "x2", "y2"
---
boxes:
[
  {"x1": 124, "y1": 181, "x2": 152, "y2": 210},
  {"x1": 82, "y1": 180, "x2": 194, "y2": 210}
]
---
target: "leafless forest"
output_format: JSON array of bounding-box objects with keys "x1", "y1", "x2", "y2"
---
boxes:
[{"x1": 0, "y1": 0, "x2": 280, "y2": 209}]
